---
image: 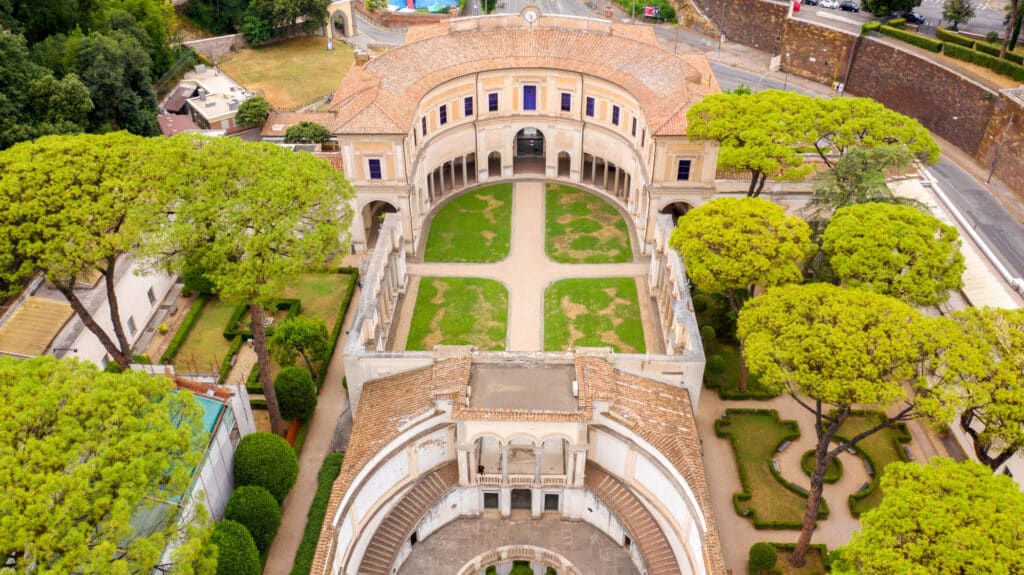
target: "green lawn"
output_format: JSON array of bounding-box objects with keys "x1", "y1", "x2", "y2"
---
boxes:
[
  {"x1": 544, "y1": 278, "x2": 645, "y2": 353},
  {"x1": 281, "y1": 272, "x2": 355, "y2": 333},
  {"x1": 715, "y1": 410, "x2": 824, "y2": 528},
  {"x1": 701, "y1": 338, "x2": 775, "y2": 399},
  {"x1": 424, "y1": 184, "x2": 512, "y2": 263},
  {"x1": 773, "y1": 546, "x2": 829, "y2": 574},
  {"x1": 839, "y1": 414, "x2": 911, "y2": 516},
  {"x1": 173, "y1": 297, "x2": 238, "y2": 373},
  {"x1": 219, "y1": 36, "x2": 354, "y2": 110},
  {"x1": 545, "y1": 183, "x2": 632, "y2": 263},
  {"x1": 407, "y1": 277, "x2": 508, "y2": 350}
]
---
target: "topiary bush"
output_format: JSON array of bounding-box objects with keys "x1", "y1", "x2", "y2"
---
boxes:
[
  {"x1": 707, "y1": 354, "x2": 726, "y2": 374},
  {"x1": 274, "y1": 366, "x2": 318, "y2": 421},
  {"x1": 749, "y1": 541, "x2": 778, "y2": 574},
  {"x1": 211, "y1": 520, "x2": 260, "y2": 575},
  {"x1": 234, "y1": 432, "x2": 299, "y2": 504},
  {"x1": 224, "y1": 485, "x2": 281, "y2": 551},
  {"x1": 692, "y1": 293, "x2": 709, "y2": 313},
  {"x1": 699, "y1": 324, "x2": 716, "y2": 342}
]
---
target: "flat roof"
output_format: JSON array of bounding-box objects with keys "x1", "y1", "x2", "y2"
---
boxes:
[
  {"x1": 0, "y1": 297, "x2": 74, "y2": 356},
  {"x1": 469, "y1": 363, "x2": 577, "y2": 411}
]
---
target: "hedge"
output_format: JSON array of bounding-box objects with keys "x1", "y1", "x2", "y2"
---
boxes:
[
  {"x1": 224, "y1": 299, "x2": 301, "y2": 339},
  {"x1": 878, "y1": 25, "x2": 943, "y2": 52},
  {"x1": 936, "y1": 26, "x2": 975, "y2": 48},
  {"x1": 861, "y1": 21, "x2": 880, "y2": 33},
  {"x1": 275, "y1": 366, "x2": 318, "y2": 421},
  {"x1": 159, "y1": 294, "x2": 210, "y2": 364},
  {"x1": 211, "y1": 520, "x2": 260, "y2": 575},
  {"x1": 973, "y1": 41, "x2": 1024, "y2": 64},
  {"x1": 800, "y1": 449, "x2": 843, "y2": 483},
  {"x1": 224, "y1": 485, "x2": 281, "y2": 551},
  {"x1": 769, "y1": 542, "x2": 833, "y2": 570},
  {"x1": 943, "y1": 42, "x2": 1024, "y2": 81},
  {"x1": 748, "y1": 542, "x2": 777, "y2": 573},
  {"x1": 886, "y1": 17, "x2": 906, "y2": 28},
  {"x1": 836, "y1": 413, "x2": 912, "y2": 517},
  {"x1": 290, "y1": 451, "x2": 345, "y2": 575},
  {"x1": 218, "y1": 335, "x2": 244, "y2": 384},
  {"x1": 234, "y1": 432, "x2": 299, "y2": 504}
]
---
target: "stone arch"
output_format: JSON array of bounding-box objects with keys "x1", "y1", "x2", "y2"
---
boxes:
[
  {"x1": 487, "y1": 151, "x2": 502, "y2": 179},
  {"x1": 659, "y1": 201, "x2": 694, "y2": 225},
  {"x1": 513, "y1": 127, "x2": 545, "y2": 175},
  {"x1": 361, "y1": 200, "x2": 399, "y2": 250},
  {"x1": 557, "y1": 150, "x2": 571, "y2": 178}
]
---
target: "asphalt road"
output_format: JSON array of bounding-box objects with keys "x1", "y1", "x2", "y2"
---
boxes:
[{"x1": 793, "y1": 0, "x2": 1008, "y2": 36}]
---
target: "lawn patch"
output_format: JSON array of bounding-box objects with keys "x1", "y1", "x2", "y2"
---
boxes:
[
  {"x1": 800, "y1": 450, "x2": 843, "y2": 483},
  {"x1": 544, "y1": 278, "x2": 644, "y2": 353},
  {"x1": 715, "y1": 409, "x2": 828, "y2": 529},
  {"x1": 545, "y1": 183, "x2": 631, "y2": 263},
  {"x1": 839, "y1": 413, "x2": 911, "y2": 516},
  {"x1": 172, "y1": 296, "x2": 240, "y2": 374},
  {"x1": 219, "y1": 36, "x2": 354, "y2": 110},
  {"x1": 407, "y1": 277, "x2": 507, "y2": 350},
  {"x1": 424, "y1": 184, "x2": 512, "y2": 262},
  {"x1": 282, "y1": 272, "x2": 356, "y2": 335}
]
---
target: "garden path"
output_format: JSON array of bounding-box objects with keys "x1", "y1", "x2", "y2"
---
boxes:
[
  {"x1": 402, "y1": 181, "x2": 655, "y2": 352},
  {"x1": 224, "y1": 344, "x2": 256, "y2": 386}
]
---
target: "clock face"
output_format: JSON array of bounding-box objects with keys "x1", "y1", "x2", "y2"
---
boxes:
[{"x1": 523, "y1": 7, "x2": 539, "y2": 22}]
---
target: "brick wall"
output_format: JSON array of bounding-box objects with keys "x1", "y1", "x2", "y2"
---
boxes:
[
  {"x1": 183, "y1": 34, "x2": 248, "y2": 62},
  {"x1": 977, "y1": 93, "x2": 1024, "y2": 192},
  {"x1": 781, "y1": 19, "x2": 857, "y2": 86},
  {"x1": 691, "y1": 0, "x2": 789, "y2": 53}
]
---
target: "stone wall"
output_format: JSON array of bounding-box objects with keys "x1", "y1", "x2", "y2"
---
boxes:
[
  {"x1": 781, "y1": 18, "x2": 857, "y2": 86},
  {"x1": 977, "y1": 90, "x2": 1024, "y2": 191},
  {"x1": 353, "y1": 0, "x2": 450, "y2": 32},
  {"x1": 183, "y1": 33, "x2": 248, "y2": 62},
  {"x1": 692, "y1": 0, "x2": 788, "y2": 53}
]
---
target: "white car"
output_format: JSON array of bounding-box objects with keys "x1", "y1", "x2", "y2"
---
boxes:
[{"x1": 820, "y1": 0, "x2": 839, "y2": 7}]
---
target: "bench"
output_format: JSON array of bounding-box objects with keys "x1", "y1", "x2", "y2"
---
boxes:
[
  {"x1": 776, "y1": 440, "x2": 792, "y2": 453},
  {"x1": 856, "y1": 481, "x2": 871, "y2": 494},
  {"x1": 863, "y1": 458, "x2": 875, "y2": 476},
  {"x1": 903, "y1": 445, "x2": 914, "y2": 461}
]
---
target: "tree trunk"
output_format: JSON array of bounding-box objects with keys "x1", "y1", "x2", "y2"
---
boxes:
[
  {"x1": 57, "y1": 283, "x2": 131, "y2": 368},
  {"x1": 299, "y1": 350, "x2": 317, "y2": 380},
  {"x1": 961, "y1": 409, "x2": 1019, "y2": 471},
  {"x1": 251, "y1": 305, "x2": 286, "y2": 436},
  {"x1": 790, "y1": 444, "x2": 832, "y2": 567},
  {"x1": 1002, "y1": 0, "x2": 1018, "y2": 57},
  {"x1": 101, "y1": 257, "x2": 133, "y2": 367},
  {"x1": 747, "y1": 171, "x2": 760, "y2": 197},
  {"x1": 727, "y1": 288, "x2": 748, "y2": 393},
  {"x1": 1010, "y1": 11, "x2": 1022, "y2": 50},
  {"x1": 754, "y1": 172, "x2": 769, "y2": 196}
]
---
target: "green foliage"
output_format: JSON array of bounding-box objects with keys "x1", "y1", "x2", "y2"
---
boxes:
[
  {"x1": 700, "y1": 324, "x2": 717, "y2": 342},
  {"x1": 224, "y1": 299, "x2": 300, "y2": 339},
  {"x1": 944, "y1": 41, "x2": 1024, "y2": 79},
  {"x1": 219, "y1": 336, "x2": 245, "y2": 384},
  {"x1": 832, "y1": 458, "x2": 1024, "y2": 575},
  {"x1": 707, "y1": 354, "x2": 726, "y2": 374},
  {"x1": 877, "y1": 25, "x2": 944, "y2": 52},
  {"x1": 0, "y1": 356, "x2": 213, "y2": 573},
  {"x1": 861, "y1": 0, "x2": 926, "y2": 16},
  {"x1": 610, "y1": 0, "x2": 675, "y2": 19},
  {"x1": 235, "y1": 95, "x2": 270, "y2": 128},
  {"x1": 186, "y1": 0, "x2": 249, "y2": 34},
  {"x1": 840, "y1": 414, "x2": 912, "y2": 516},
  {"x1": 424, "y1": 184, "x2": 512, "y2": 263},
  {"x1": 862, "y1": 20, "x2": 881, "y2": 32},
  {"x1": 937, "y1": 25, "x2": 976, "y2": 47},
  {"x1": 942, "y1": 0, "x2": 976, "y2": 30},
  {"x1": 545, "y1": 183, "x2": 632, "y2": 263},
  {"x1": 161, "y1": 295, "x2": 211, "y2": 364},
  {"x1": 692, "y1": 293, "x2": 709, "y2": 313},
  {"x1": 670, "y1": 198, "x2": 814, "y2": 299},
  {"x1": 270, "y1": 315, "x2": 330, "y2": 377},
  {"x1": 318, "y1": 269, "x2": 359, "y2": 388},
  {"x1": 183, "y1": 255, "x2": 217, "y2": 295},
  {"x1": 224, "y1": 485, "x2": 281, "y2": 551},
  {"x1": 284, "y1": 121, "x2": 331, "y2": 144},
  {"x1": 886, "y1": 17, "x2": 907, "y2": 27},
  {"x1": 241, "y1": 10, "x2": 273, "y2": 44},
  {"x1": 749, "y1": 542, "x2": 778, "y2": 573},
  {"x1": 274, "y1": 366, "x2": 317, "y2": 421},
  {"x1": 823, "y1": 203, "x2": 965, "y2": 306},
  {"x1": 544, "y1": 278, "x2": 646, "y2": 353},
  {"x1": 408, "y1": 277, "x2": 509, "y2": 351},
  {"x1": 233, "y1": 432, "x2": 299, "y2": 504},
  {"x1": 211, "y1": 519, "x2": 260, "y2": 575},
  {"x1": 290, "y1": 451, "x2": 344, "y2": 575},
  {"x1": 800, "y1": 450, "x2": 843, "y2": 483},
  {"x1": 816, "y1": 98, "x2": 940, "y2": 164}
]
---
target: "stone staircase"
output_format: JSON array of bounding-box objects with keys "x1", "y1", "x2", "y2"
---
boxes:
[
  {"x1": 358, "y1": 462, "x2": 459, "y2": 575},
  {"x1": 585, "y1": 464, "x2": 681, "y2": 575}
]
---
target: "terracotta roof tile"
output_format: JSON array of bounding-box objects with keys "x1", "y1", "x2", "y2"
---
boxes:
[{"x1": 261, "y1": 112, "x2": 337, "y2": 137}]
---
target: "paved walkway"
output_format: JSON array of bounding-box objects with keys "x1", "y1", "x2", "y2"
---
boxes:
[
  {"x1": 263, "y1": 277, "x2": 363, "y2": 575},
  {"x1": 397, "y1": 513, "x2": 638, "y2": 575},
  {"x1": 396, "y1": 181, "x2": 657, "y2": 352}
]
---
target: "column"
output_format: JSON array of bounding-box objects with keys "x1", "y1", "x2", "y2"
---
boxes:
[
  {"x1": 501, "y1": 444, "x2": 509, "y2": 483},
  {"x1": 457, "y1": 444, "x2": 471, "y2": 485},
  {"x1": 602, "y1": 161, "x2": 609, "y2": 189},
  {"x1": 449, "y1": 161, "x2": 456, "y2": 191},
  {"x1": 530, "y1": 562, "x2": 546, "y2": 575},
  {"x1": 496, "y1": 562, "x2": 512, "y2": 575},
  {"x1": 462, "y1": 155, "x2": 468, "y2": 186},
  {"x1": 468, "y1": 447, "x2": 479, "y2": 485},
  {"x1": 533, "y1": 447, "x2": 543, "y2": 484},
  {"x1": 590, "y1": 156, "x2": 597, "y2": 184}
]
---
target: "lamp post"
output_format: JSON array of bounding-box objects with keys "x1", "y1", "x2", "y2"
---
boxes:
[{"x1": 988, "y1": 112, "x2": 1016, "y2": 184}]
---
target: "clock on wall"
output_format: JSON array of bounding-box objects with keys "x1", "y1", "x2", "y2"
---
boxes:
[{"x1": 521, "y1": 5, "x2": 540, "y2": 23}]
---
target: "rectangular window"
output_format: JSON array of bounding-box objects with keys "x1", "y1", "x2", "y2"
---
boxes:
[
  {"x1": 641, "y1": 129, "x2": 645, "y2": 148},
  {"x1": 483, "y1": 492, "x2": 499, "y2": 509},
  {"x1": 677, "y1": 159, "x2": 692, "y2": 181},
  {"x1": 488, "y1": 92, "x2": 498, "y2": 111},
  {"x1": 146, "y1": 287, "x2": 156, "y2": 306},
  {"x1": 523, "y1": 85, "x2": 537, "y2": 111},
  {"x1": 368, "y1": 158, "x2": 382, "y2": 180},
  {"x1": 421, "y1": 116, "x2": 427, "y2": 136},
  {"x1": 439, "y1": 104, "x2": 447, "y2": 125},
  {"x1": 631, "y1": 117, "x2": 637, "y2": 137},
  {"x1": 464, "y1": 96, "x2": 473, "y2": 117},
  {"x1": 560, "y1": 92, "x2": 571, "y2": 112},
  {"x1": 612, "y1": 105, "x2": 620, "y2": 125},
  {"x1": 127, "y1": 316, "x2": 137, "y2": 337},
  {"x1": 585, "y1": 97, "x2": 595, "y2": 117}
]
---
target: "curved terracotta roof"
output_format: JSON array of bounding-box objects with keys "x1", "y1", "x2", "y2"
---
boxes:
[{"x1": 326, "y1": 16, "x2": 717, "y2": 136}]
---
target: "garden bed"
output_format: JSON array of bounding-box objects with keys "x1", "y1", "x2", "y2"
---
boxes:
[
  {"x1": 544, "y1": 278, "x2": 644, "y2": 353},
  {"x1": 424, "y1": 184, "x2": 512, "y2": 262},
  {"x1": 407, "y1": 277, "x2": 508, "y2": 350},
  {"x1": 545, "y1": 183, "x2": 631, "y2": 263},
  {"x1": 839, "y1": 413, "x2": 912, "y2": 516}
]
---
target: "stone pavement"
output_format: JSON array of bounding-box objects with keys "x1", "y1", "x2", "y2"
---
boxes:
[
  {"x1": 396, "y1": 181, "x2": 659, "y2": 352},
  {"x1": 263, "y1": 278, "x2": 363, "y2": 575},
  {"x1": 397, "y1": 513, "x2": 639, "y2": 575}
]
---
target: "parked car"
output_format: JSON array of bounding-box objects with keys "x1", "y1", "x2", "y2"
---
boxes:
[
  {"x1": 901, "y1": 11, "x2": 925, "y2": 24},
  {"x1": 839, "y1": 1, "x2": 859, "y2": 11},
  {"x1": 803, "y1": 0, "x2": 820, "y2": 5},
  {"x1": 820, "y1": 0, "x2": 839, "y2": 8}
]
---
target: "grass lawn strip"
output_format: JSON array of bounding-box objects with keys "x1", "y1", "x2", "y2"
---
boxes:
[
  {"x1": 281, "y1": 272, "x2": 356, "y2": 333},
  {"x1": 424, "y1": 184, "x2": 513, "y2": 262},
  {"x1": 289, "y1": 452, "x2": 345, "y2": 575},
  {"x1": 219, "y1": 36, "x2": 354, "y2": 110},
  {"x1": 544, "y1": 278, "x2": 645, "y2": 353},
  {"x1": 545, "y1": 183, "x2": 631, "y2": 263},
  {"x1": 714, "y1": 409, "x2": 827, "y2": 528},
  {"x1": 839, "y1": 413, "x2": 911, "y2": 516},
  {"x1": 173, "y1": 297, "x2": 238, "y2": 373},
  {"x1": 407, "y1": 277, "x2": 508, "y2": 351}
]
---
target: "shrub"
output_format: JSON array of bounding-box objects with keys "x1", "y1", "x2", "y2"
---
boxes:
[
  {"x1": 274, "y1": 366, "x2": 318, "y2": 421},
  {"x1": 800, "y1": 449, "x2": 844, "y2": 483},
  {"x1": 943, "y1": 43, "x2": 1024, "y2": 81},
  {"x1": 284, "y1": 121, "x2": 331, "y2": 144},
  {"x1": 886, "y1": 17, "x2": 906, "y2": 28},
  {"x1": 986, "y1": 30, "x2": 1000, "y2": 43},
  {"x1": 235, "y1": 95, "x2": 270, "y2": 128},
  {"x1": 862, "y1": 20, "x2": 881, "y2": 33},
  {"x1": 234, "y1": 432, "x2": 299, "y2": 504},
  {"x1": 692, "y1": 293, "x2": 709, "y2": 313},
  {"x1": 878, "y1": 25, "x2": 943, "y2": 52},
  {"x1": 749, "y1": 542, "x2": 778, "y2": 574},
  {"x1": 707, "y1": 354, "x2": 726, "y2": 374},
  {"x1": 699, "y1": 324, "x2": 716, "y2": 342},
  {"x1": 224, "y1": 485, "x2": 281, "y2": 551},
  {"x1": 160, "y1": 294, "x2": 209, "y2": 363},
  {"x1": 211, "y1": 520, "x2": 260, "y2": 575},
  {"x1": 290, "y1": 452, "x2": 344, "y2": 575},
  {"x1": 182, "y1": 258, "x2": 216, "y2": 295},
  {"x1": 936, "y1": 26, "x2": 975, "y2": 47},
  {"x1": 975, "y1": 41, "x2": 1003, "y2": 57}
]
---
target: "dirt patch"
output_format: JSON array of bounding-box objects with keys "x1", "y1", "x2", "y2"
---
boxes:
[
  {"x1": 480, "y1": 230, "x2": 497, "y2": 244},
  {"x1": 595, "y1": 289, "x2": 635, "y2": 352},
  {"x1": 430, "y1": 280, "x2": 450, "y2": 305},
  {"x1": 477, "y1": 192, "x2": 506, "y2": 224},
  {"x1": 547, "y1": 186, "x2": 630, "y2": 262},
  {"x1": 421, "y1": 308, "x2": 447, "y2": 350},
  {"x1": 560, "y1": 296, "x2": 588, "y2": 320}
]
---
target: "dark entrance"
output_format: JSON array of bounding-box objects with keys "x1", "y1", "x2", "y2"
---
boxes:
[
  {"x1": 511, "y1": 489, "x2": 532, "y2": 509},
  {"x1": 544, "y1": 493, "x2": 560, "y2": 511},
  {"x1": 513, "y1": 128, "x2": 545, "y2": 175}
]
